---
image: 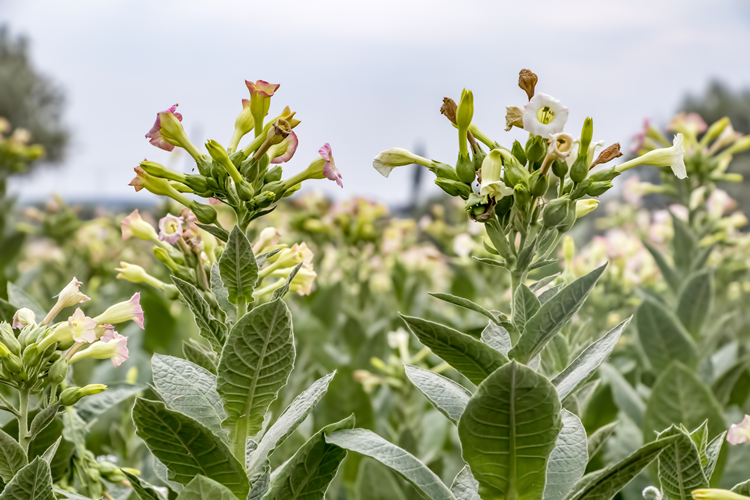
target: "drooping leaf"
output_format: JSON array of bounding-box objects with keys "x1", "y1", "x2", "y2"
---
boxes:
[
  {"x1": 217, "y1": 298, "x2": 295, "y2": 445},
  {"x1": 28, "y1": 405, "x2": 60, "y2": 443},
  {"x1": 7, "y1": 283, "x2": 46, "y2": 320},
  {"x1": 428, "y1": 292, "x2": 498, "y2": 324},
  {"x1": 175, "y1": 475, "x2": 236, "y2": 500},
  {"x1": 675, "y1": 269, "x2": 713, "y2": 339},
  {"x1": 458, "y1": 361, "x2": 562, "y2": 500},
  {"x1": 132, "y1": 398, "x2": 248, "y2": 497},
  {"x1": 172, "y1": 277, "x2": 226, "y2": 352},
  {"x1": 567, "y1": 436, "x2": 678, "y2": 500},
  {"x1": 246, "y1": 372, "x2": 336, "y2": 473},
  {"x1": 123, "y1": 470, "x2": 167, "y2": 500},
  {"x1": 450, "y1": 466, "x2": 480, "y2": 500},
  {"x1": 587, "y1": 421, "x2": 619, "y2": 461},
  {"x1": 355, "y1": 458, "x2": 409, "y2": 500},
  {"x1": 182, "y1": 340, "x2": 218, "y2": 375},
  {"x1": 600, "y1": 363, "x2": 646, "y2": 427},
  {"x1": 481, "y1": 321, "x2": 512, "y2": 355},
  {"x1": 543, "y1": 410, "x2": 588, "y2": 500},
  {"x1": 0, "y1": 428, "x2": 27, "y2": 482},
  {"x1": 151, "y1": 354, "x2": 227, "y2": 442},
  {"x1": 552, "y1": 318, "x2": 630, "y2": 401},
  {"x1": 210, "y1": 262, "x2": 235, "y2": 323},
  {"x1": 404, "y1": 364, "x2": 471, "y2": 425},
  {"x1": 325, "y1": 428, "x2": 455, "y2": 500},
  {"x1": 703, "y1": 431, "x2": 726, "y2": 482},
  {"x1": 636, "y1": 299, "x2": 698, "y2": 372},
  {"x1": 218, "y1": 225, "x2": 259, "y2": 303},
  {"x1": 76, "y1": 384, "x2": 145, "y2": 421},
  {"x1": 196, "y1": 223, "x2": 229, "y2": 243},
  {"x1": 264, "y1": 415, "x2": 355, "y2": 500},
  {"x1": 642, "y1": 240, "x2": 681, "y2": 292},
  {"x1": 509, "y1": 264, "x2": 607, "y2": 363},
  {"x1": 399, "y1": 314, "x2": 508, "y2": 385},
  {"x1": 0, "y1": 457, "x2": 54, "y2": 500},
  {"x1": 513, "y1": 284, "x2": 541, "y2": 333},
  {"x1": 656, "y1": 426, "x2": 708, "y2": 500}
]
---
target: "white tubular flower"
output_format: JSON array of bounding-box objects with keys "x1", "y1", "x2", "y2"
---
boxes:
[
  {"x1": 373, "y1": 148, "x2": 431, "y2": 178},
  {"x1": 523, "y1": 93, "x2": 569, "y2": 137},
  {"x1": 42, "y1": 277, "x2": 91, "y2": 325},
  {"x1": 252, "y1": 227, "x2": 281, "y2": 254},
  {"x1": 479, "y1": 149, "x2": 514, "y2": 202},
  {"x1": 12, "y1": 308, "x2": 36, "y2": 330},
  {"x1": 548, "y1": 133, "x2": 575, "y2": 160},
  {"x1": 727, "y1": 414, "x2": 750, "y2": 445},
  {"x1": 615, "y1": 134, "x2": 687, "y2": 179},
  {"x1": 691, "y1": 489, "x2": 750, "y2": 500},
  {"x1": 94, "y1": 293, "x2": 144, "y2": 328},
  {"x1": 68, "y1": 308, "x2": 98, "y2": 343}
]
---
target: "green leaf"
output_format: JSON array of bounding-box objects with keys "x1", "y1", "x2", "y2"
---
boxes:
[
  {"x1": 245, "y1": 372, "x2": 336, "y2": 473},
  {"x1": 325, "y1": 428, "x2": 455, "y2": 500},
  {"x1": 154, "y1": 458, "x2": 183, "y2": 493},
  {"x1": 172, "y1": 277, "x2": 226, "y2": 353},
  {"x1": 355, "y1": 459, "x2": 408, "y2": 500},
  {"x1": 543, "y1": 410, "x2": 588, "y2": 500},
  {"x1": 39, "y1": 437, "x2": 60, "y2": 464},
  {"x1": 703, "y1": 431, "x2": 725, "y2": 481},
  {"x1": 513, "y1": 284, "x2": 540, "y2": 333},
  {"x1": 210, "y1": 262, "x2": 235, "y2": 323},
  {"x1": 404, "y1": 364, "x2": 471, "y2": 425},
  {"x1": 529, "y1": 273, "x2": 560, "y2": 293},
  {"x1": 587, "y1": 421, "x2": 619, "y2": 460},
  {"x1": 732, "y1": 479, "x2": 750, "y2": 495},
  {"x1": 656, "y1": 426, "x2": 708, "y2": 500},
  {"x1": 271, "y1": 262, "x2": 303, "y2": 300},
  {"x1": 151, "y1": 354, "x2": 227, "y2": 442},
  {"x1": 182, "y1": 340, "x2": 218, "y2": 374},
  {"x1": 481, "y1": 321, "x2": 512, "y2": 355},
  {"x1": 123, "y1": 470, "x2": 167, "y2": 500},
  {"x1": 28, "y1": 405, "x2": 60, "y2": 443},
  {"x1": 218, "y1": 226, "x2": 259, "y2": 303},
  {"x1": 76, "y1": 384, "x2": 145, "y2": 421},
  {"x1": 429, "y1": 292, "x2": 498, "y2": 324},
  {"x1": 671, "y1": 213, "x2": 697, "y2": 272},
  {"x1": 637, "y1": 299, "x2": 698, "y2": 372},
  {"x1": 217, "y1": 298, "x2": 295, "y2": 447},
  {"x1": 132, "y1": 398, "x2": 248, "y2": 498},
  {"x1": 248, "y1": 465, "x2": 270, "y2": 500},
  {"x1": 0, "y1": 457, "x2": 54, "y2": 500},
  {"x1": 552, "y1": 318, "x2": 630, "y2": 401},
  {"x1": 643, "y1": 240, "x2": 681, "y2": 292},
  {"x1": 538, "y1": 284, "x2": 563, "y2": 304},
  {"x1": 175, "y1": 475, "x2": 236, "y2": 500},
  {"x1": 676, "y1": 269, "x2": 713, "y2": 339},
  {"x1": 450, "y1": 466, "x2": 480, "y2": 500},
  {"x1": 568, "y1": 436, "x2": 678, "y2": 500},
  {"x1": 458, "y1": 361, "x2": 562, "y2": 500},
  {"x1": 196, "y1": 223, "x2": 229, "y2": 243},
  {"x1": 0, "y1": 428, "x2": 27, "y2": 482},
  {"x1": 472, "y1": 256, "x2": 505, "y2": 268},
  {"x1": 264, "y1": 415, "x2": 355, "y2": 500},
  {"x1": 400, "y1": 314, "x2": 508, "y2": 385},
  {"x1": 509, "y1": 264, "x2": 607, "y2": 364},
  {"x1": 7, "y1": 283, "x2": 45, "y2": 320},
  {"x1": 0, "y1": 299, "x2": 17, "y2": 323},
  {"x1": 600, "y1": 363, "x2": 645, "y2": 427}
]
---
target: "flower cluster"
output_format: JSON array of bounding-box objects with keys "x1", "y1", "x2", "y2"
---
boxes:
[{"x1": 0, "y1": 117, "x2": 45, "y2": 175}]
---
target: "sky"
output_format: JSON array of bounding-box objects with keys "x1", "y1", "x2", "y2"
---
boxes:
[{"x1": 4, "y1": 0, "x2": 750, "y2": 206}]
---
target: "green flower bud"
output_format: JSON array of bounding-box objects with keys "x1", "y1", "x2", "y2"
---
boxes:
[
  {"x1": 429, "y1": 161, "x2": 459, "y2": 181},
  {"x1": 264, "y1": 166, "x2": 283, "y2": 183},
  {"x1": 48, "y1": 358, "x2": 69, "y2": 384},
  {"x1": 495, "y1": 194, "x2": 514, "y2": 217},
  {"x1": 511, "y1": 140, "x2": 527, "y2": 166},
  {"x1": 588, "y1": 181, "x2": 613, "y2": 196},
  {"x1": 529, "y1": 171, "x2": 549, "y2": 196},
  {"x1": 472, "y1": 144, "x2": 487, "y2": 173},
  {"x1": 513, "y1": 184, "x2": 530, "y2": 209},
  {"x1": 525, "y1": 135, "x2": 546, "y2": 164},
  {"x1": 543, "y1": 197, "x2": 571, "y2": 228},
  {"x1": 236, "y1": 180, "x2": 255, "y2": 202},
  {"x1": 552, "y1": 159, "x2": 568, "y2": 179},
  {"x1": 0, "y1": 323, "x2": 20, "y2": 355},
  {"x1": 570, "y1": 178, "x2": 592, "y2": 200},
  {"x1": 569, "y1": 155, "x2": 589, "y2": 183},
  {"x1": 189, "y1": 202, "x2": 218, "y2": 225},
  {"x1": 456, "y1": 153, "x2": 476, "y2": 184},
  {"x1": 579, "y1": 117, "x2": 593, "y2": 157},
  {"x1": 435, "y1": 178, "x2": 473, "y2": 198},
  {"x1": 183, "y1": 174, "x2": 210, "y2": 195},
  {"x1": 22, "y1": 343, "x2": 41, "y2": 367},
  {"x1": 251, "y1": 191, "x2": 276, "y2": 209},
  {"x1": 60, "y1": 387, "x2": 83, "y2": 406},
  {"x1": 281, "y1": 183, "x2": 301, "y2": 198},
  {"x1": 557, "y1": 201, "x2": 578, "y2": 233},
  {"x1": 589, "y1": 166, "x2": 620, "y2": 182},
  {"x1": 501, "y1": 150, "x2": 530, "y2": 188},
  {"x1": 80, "y1": 384, "x2": 107, "y2": 397}
]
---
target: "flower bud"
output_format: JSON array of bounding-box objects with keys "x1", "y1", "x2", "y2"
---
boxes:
[
  {"x1": 94, "y1": 293, "x2": 143, "y2": 329},
  {"x1": 543, "y1": 197, "x2": 571, "y2": 228},
  {"x1": 557, "y1": 202, "x2": 578, "y2": 232},
  {"x1": 525, "y1": 135, "x2": 546, "y2": 164},
  {"x1": 589, "y1": 166, "x2": 620, "y2": 183},
  {"x1": 518, "y1": 69, "x2": 538, "y2": 101},
  {"x1": 2, "y1": 353, "x2": 23, "y2": 374},
  {"x1": 189, "y1": 201, "x2": 218, "y2": 225},
  {"x1": 552, "y1": 159, "x2": 568, "y2": 178},
  {"x1": 206, "y1": 139, "x2": 244, "y2": 185},
  {"x1": 511, "y1": 140, "x2": 527, "y2": 166},
  {"x1": 575, "y1": 199, "x2": 599, "y2": 218},
  {"x1": 120, "y1": 210, "x2": 159, "y2": 242},
  {"x1": 579, "y1": 117, "x2": 594, "y2": 158},
  {"x1": 495, "y1": 195, "x2": 514, "y2": 217},
  {"x1": 183, "y1": 174, "x2": 210, "y2": 195},
  {"x1": 435, "y1": 178, "x2": 472, "y2": 198},
  {"x1": 22, "y1": 343, "x2": 41, "y2": 367},
  {"x1": 501, "y1": 150, "x2": 530, "y2": 188},
  {"x1": 80, "y1": 383, "x2": 107, "y2": 397},
  {"x1": 0, "y1": 323, "x2": 21, "y2": 355},
  {"x1": 229, "y1": 99, "x2": 254, "y2": 151},
  {"x1": 456, "y1": 153, "x2": 475, "y2": 184},
  {"x1": 139, "y1": 160, "x2": 186, "y2": 183},
  {"x1": 431, "y1": 161, "x2": 459, "y2": 181},
  {"x1": 569, "y1": 155, "x2": 589, "y2": 183},
  {"x1": 48, "y1": 358, "x2": 69, "y2": 384},
  {"x1": 12, "y1": 309, "x2": 35, "y2": 330},
  {"x1": 0, "y1": 343, "x2": 9, "y2": 358},
  {"x1": 264, "y1": 166, "x2": 283, "y2": 183},
  {"x1": 252, "y1": 191, "x2": 277, "y2": 209},
  {"x1": 588, "y1": 181, "x2": 613, "y2": 197},
  {"x1": 513, "y1": 184, "x2": 530, "y2": 208},
  {"x1": 690, "y1": 488, "x2": 749, "y2": 500},
  {"x1": 529, "y1": 171, "x2": 549, "y2": 196},
  {"x1": 570, "y1": 178, "x2": 592, "y2": 200},
  {"x1": 60, "y1": 387, "x2": 84, "y2": 406},
  {"x1": 457, "y1": 89, "x2": 474, "y2": 158}
]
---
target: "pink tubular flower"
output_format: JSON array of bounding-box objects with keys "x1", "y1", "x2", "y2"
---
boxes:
[
  {"x1": 94, "y1": 293, "x2": 144, "y2": 328},
  {"x1": 121, "y1": 209, "x2": 159, "y2": 242},
  {"x1": 319, "y1": 143, "x2": 343, "y2": 188},
  {"x1": 728, "y1": 414, "x2": 750, "y2": 445},
  {"x1": 630, "y1": 118, "x2": 650, "y2": 154},
  {"x1": 207, "y1": 197, "x2": 223, "y2": 205},
  {"x1": 271, "y1": 131, "x2": 299, "y2": 164},
  {"x1": 668, "y1": 112, "x2": 707, "y2": 139},
  {"x1": 245, "y1": 80, "x2": 280, "y2": 98},
  {"x1": 69, "y1": 308, "x2": 98, "y2": 344},
  {"x1": 158, "y1": 214, "x2": 184, "y2": 244},
  {"x1": 71, "y1": 330, "x2": 129, "y2": 367},
  {"x1": 180, "y1": 208, "x2": 198, "y2": 223},
  {"x1": 145, "y1": 104, "x2": 183, "y2": 151}
]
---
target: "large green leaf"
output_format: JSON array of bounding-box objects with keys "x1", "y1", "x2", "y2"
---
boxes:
[
  {"x1": 642, "y1": 241, "x2": 681, "y2": 293},
  {"x1": 568, "y1": 436, "x2": 678, "y2": 500},
  {"x1": 172, "y1": 277, "x2": 227, "y2": 352},
  {"x1": 428, "y1": 292, "x2": 498, "y2": 324},
  {"x1": 264, "y1": 415, "x2": 355, "y2": 500},
  {"x1": 636, "y1": 299, "x2": 698, "y2": 372},
  {"x1": 325, "y1": 428, "x2": 455, "y2": 500},
  {"x1": 399, "y1": 314, "x2": 508, "y2": 385},
  {"x1": 123, "y1": 470, "x2": 167, "y2": 500},
  {"x1": 0, "y1": 428, "x2": 27, "y2": 482},
  {"x1": 512, "y1": 285, "x2": 540, "y2": 333},
  {"x1": 217, "y1": 298, "x2": 295, "y2": 452},
  {"x1": 509, "y1": 264, "x2": 607, "y2": 363},
  {"x1": 458, "y1": 361, "x2": 562, "y2": 500},
  {"x1": 182, "y1": 339, "x2": 218, "y2": 375},
  {"x1": 543, "y1": 410, "x2": 588, "y2": 500},
  {"x1": 210, "y1": 262, "x2": 236, "y2": 323},
  {"x1": 132, "y1": 398, "x2": 248, "y2": 498},
  {"x1": 600, "y1": 363, "x2": 646, "y2": 427},
  {"x1": 587, "y1": 421, "x2": 619, "y2": 460},
  {"x1": 404, "y1": 364, "x2": 471, "y2": 425},
  {"x1": 481, "y1": 322, "x2": 512, "y2": 355},
  {"x1": 218, "y1": 226, "x2": 259, "y2": 303},
  {"x1": 245, "y1": 372, "x2": 336, "y2": 473},
  {"x1": 675, "y1": 269, "x2": 713, "y2": 339},
  {"x1": 151, "y1": 354, "x2": 227, "y2": 442},
  {"x1": 552, "y1": 318, "x2": 630, "y2": 401},
  {"x1": 0, "y1": 457, "x2": 54, "y2": 500},
  {"x1": 450, "y1": 466, "x2": 480, "y2": 500},
  {"x1": 76, "y1": 384, "x2": 145, "y2": 421},
  {"x1": 657, "y1": 426, "x2": 708, "y2": 500},
  {"x1": 175, "y1": 475, "x2": 236, "y2": 500}
]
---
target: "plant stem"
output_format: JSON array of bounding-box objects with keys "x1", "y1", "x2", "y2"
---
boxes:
[{"x1": 18, "y1": 386, "x2": 30, "y2": 454}]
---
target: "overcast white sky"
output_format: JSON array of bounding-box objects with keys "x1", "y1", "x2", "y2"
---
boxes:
[{"x1": 5, "y1": 0, "x2": 750, "y2": 205}]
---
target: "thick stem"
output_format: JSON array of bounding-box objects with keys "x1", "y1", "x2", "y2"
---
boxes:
[{"x1": 18, "y1": 387, "x2": 30, "y2": 454}]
